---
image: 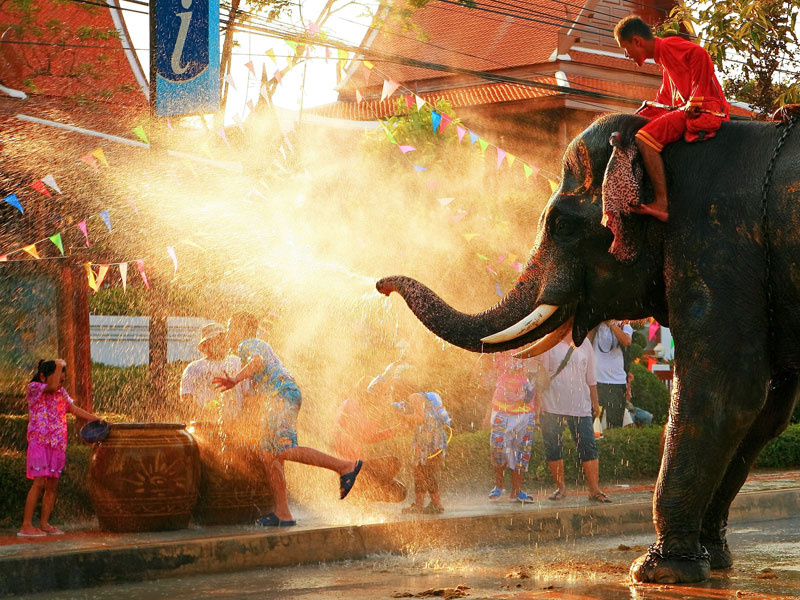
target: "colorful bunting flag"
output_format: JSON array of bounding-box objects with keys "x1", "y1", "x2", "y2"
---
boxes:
[
  {"x1": 84, "y1": 263, "x2": 98, "y2": 292},
  {"x1": 463, "y1": 233, "x2": 479, "y2": 241},
  {"x1": 404, "y1": 94, "x2": 414, "y2": 110},
  {"x1": 224, "y1": 73, "x2": 237, "y2": 91},
  {"x1": 549, "y1": 179, "x2": 559, "y2": 193},
  {"x1": 95, "y1": 264, "x2": 110, "y2": 290},
  {"x1": 49, "y1": 233, "x2": 64, "y2": 255},
  {"x1": 119, "y1": 262, "x2": 128, "y2": 292},
  {"x1": 486, "y1": 265, "x2": 498, "y2": 276},
  {"x1": 476, "y1": 253, "x2": 489, "y2": 261},
  {"x1": 398, "y1": 145, "x2": 416, "y2": 154},
  {"x1": 3, "y1": 193, "x2": 23, "y2": 214},
  {"x1": 413, "y1": 165, "x2": 427, "y2": 172},
  {"x1": 649, "y1": 320, "x2": 660, "y2": 341},
  {"x1": 260, "y1": 84, "x2": 270, "y2": 101},
  {"x1": 325, "y1": 47, "x2": 331, "y2": 61},
  {"x1": 273, "y1": 69, "x2": 282, "y2": 84},
  {"x1": 506, "y1": 154, "x2": 516, "y2": 168},
  {"x1": 380, "y1": 79, "x2": 400, "y2": 102},
  {"x1": 244, "y1": 60, "x2": 256, "y2": 76},
  {"x1": 80, "y1": 152, "x2": 99, "y2": 170},
  {"x1": 415, "y1": 95, "x2": 425, "y2": 111},
  {"x1": 497, "y1": 254, "x2": 506, "y2": 264},
  {"x1": 132, "y1": 125, "x2": 149, "y2": 144},
  {"x1": 306, "y1": 20, "x2": 320, "y2": 34},
  {"x1": 22, "y1": 244, "x2": 38, "y2": 259},
  {"x1": 77, "y1": 220, "x2": 90, "y2": 247},
  {"x1": 42, "y1": 174, "x2": 61, "y2": 194},
  {"x1": 468, "y1": 130, "x2": 479, "y2": 145},
  {"x1": 266, "y1": 48, "x2": 277, "y2": 64},
  {"x1": 91, "y1": 148, "x2": 109, "y2": 167},
  {"x1": 524, "y1": 164, "x2": 540, "y2": 179},
  {"x1": 439, "y1": 114, "x2": 453, "y2": 133},
  {"x1": 0, "y1": 255, "x2": 6, "y2": 261},
  {"x1": 451, "y1": 209, "x2": 467, "y2": 223},
  {"x1": 456, "y1": 125, "x2": 466, "y2": 143},
  {"x1": 363, "y1": 60, "x2": 374, "y2": 69},
  {"x1": 437, "y1": 197, "x2": 454, "y2": 206},
  {"x1": 126, "y1": 199, "x2": 139, "y2": 215},
  {"x1": 495, "y1": 283, "x2": 503, "y2": 297},
  {"x1": 356, "y1": 89, "x2": 363, "y2": 104},
  {"x1": 98, "y1": 209, "x2": 112, "y2": 232},
  {"x1": 136, "y1": 259, "x2": 150, "y2": 289},
  {"x1": 496, "y1": 148, "x2": 506, "y2": 169},
  {"x1": 247, "y1": 99, "x2": 255, "y2": 112},
  {"x1": 30, "y1": 180, "x2": 52, "y2": 198},
  {"x1": 167, "y1": 246, "x2": 178, "y2": 276},
  {"x1": 216, "y1": 128, "x2": 230, "y2": 147},
  {"x1": 431, "y1": 111, "x2": 442, "y2": 133},
  {"x1": 478, "y1": 139, "x2": 489, "y2": 154},
  {"x1": 167, "y1": 118, "x2": 174, "y2": 130},
  {"x1": 513, "y1": 261, "x2": 523, "y2": 273},
  {"x1": 232, "y1": 112, "x2": 245, "y2": 132}
]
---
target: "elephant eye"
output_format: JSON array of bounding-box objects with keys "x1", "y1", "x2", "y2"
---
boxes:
[{"x1": 553, "y1": 217, "x2": 577, "y2": 238}]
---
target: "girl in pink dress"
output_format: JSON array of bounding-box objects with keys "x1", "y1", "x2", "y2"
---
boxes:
[{"x1": 18, "y1": 359, "x2": 99, "y2": 537}]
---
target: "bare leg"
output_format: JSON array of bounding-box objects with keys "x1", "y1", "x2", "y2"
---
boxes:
[
  {"x1": 633, "y1": 138, "x2": 669, "y2": 222},
  {"x1": 493, "y1": 465, "x2": 505, "y2": 490},
  {"x1": 279, "y1": 446, "x2": 356, "y2": 475},
  {"x1": 20, "y1": 478, "x2": 45, "y2": 535},
  {"x1": 581, "y1": 459, "x2": 603, "y2": 496},
  {"x1": 510, "y1": 469, "x2": 523, "y2": 497},
  {"x1": 39, "y1": 478, "x2": 60, "y2": 531},
  {"x1": 262, "y1": 453, "x2": 293, "y2": 521},
  {"x1": 547, "y1": 460, "x2": 566, "y2": 496}
]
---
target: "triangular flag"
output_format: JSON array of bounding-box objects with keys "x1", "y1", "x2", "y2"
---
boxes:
[
  {"x1": 49, "y1": 233, "x2": 64, "y2": 255},
  {"x1": 496, "y1": 148, "x2": 506, "y2": 169},
  {"x1": 468, "y1": 130, "x2": 479, "y2": 145},
  {"x1": 415, "y1": 95, "x2": 425, "y2": 110},
  {"x1": 380, "y1": 79, "x2": 400, "y2": 102},
  {"x1": 273, "y1": 69, "x2": 282, "y2": 84},
  {"x1": 497, "y1": 254, "x2": 506, "y2": 264},
  {"x1": 224, "y1": 73, "x2": 237, "y2": 91},
  {"x1": 22, "y1": 244, "x2": 39, "y2": 259},
  {"x1": 413, "y1": 165, "x2": 427, "y2": 172},
  {"x1": 523, "y1": 164, "x2": 533, "y2": 179},
  {"x1": 451, "y1": 209, "x2": 467, "y2": 223},
  {"x1": 244, "y1": 60, "x2": 256, "y2": 76},
  {"x1": 81, "y1": 152, "x2": 99, "y2": 170},
  {"x1": 167, "y1": 246, "x2": 178, "y2": 276},
  {"x1": 439, "y1": 114, "x2": 453, "y2": 133},
  {"x1": 506, "y1": 154, "x2": 516, "y2": 168},
  {"x1": 232, "y1": 112, "x2": 245, "y2": 132},
  {"x1": 2, "y1": 193, "x2": 23, "y2": 214},
  {"x1": 476, "y1": 253, "x2": 489, "y2": 261},
  {"x1": 95, "y1": 264, "x2": 110, "y2": 290},
  {"x1": 126, "y1": 198, "x2": 139, "y2": 215},
  {"x1": 549, "y1": 179, "x2": 559, "y2": 192},
  {"x1": 77, "y1": 220, "x2": 90, "y2": 247},
  {"x1": 84, "y1": 263, "x2": 98, "y2": 292},
  {"x1": 247, "y1": 99, "x2": 255, "y2": 112},
  {"x1": 0, "y1": 255, "x2": 6, "y2": 261},
  {"x1": 404, "y1": 94, "x2": 414, "y2": 110},
  {"x1": 649, "y1": 320, "x2": 660, "y2": 341},
  {"x1": 286, "y1": 40, "x2": 297, "y2": 53},
  {"x1": 266, "y1": 48, "x2": 276, "y2": 64},
  {"x1": 431, "y1": 111, "x2": 442, "y2": 133},
  {"x1": 325, "y1": 47, "x2": 331, "y2": 61},
  {"x1": 398, "y1": 145, "x2": 416, "y2": 154},
  {"x1": 42, "y1": 174, "x2": 61, "y2": 194},
  {"x1": 486, "y1": 265, "x2": 498, "y2": 276},
  {"x1": 496, "y1": 283, "x2": 503, "y2": 297},
  {"x1": 478, "y1": 139, "x2": 489, "y2": 154},
  {"x1": 98, "y1": 209, "x2": 112, "y2": 232},
  {"x1": 456, "y1": 125, "x2": 466, "y2": 143},
  {"x1": 306, "y1": 20, "x2": 320, "y2": 34},
  {"x1": 363, "y1": 60, "x2": 374, "y2": 69},
  {"x1": 513, "y1": 261, "x2": 523, "y2": 273},
  {"x1": 508, "y1": 253, "x2": 517, "y2": 264},
  {"x1": 337, "y1": 49, "x2": 348, "y2": 67},
  {"x1": 136, "y1": 259, "x2": 150, "y2": 289},
  {"x1": 216, "y1": 128, "x2": 230, "y2": 147},
  {"x1": 119, "y1": 262, "x2": 128, "y2": 292},
  {"x1": 437, "y1": 197, "x2": 454, "y2": 207},
  {"x1": 260, "y1": 84, "x2": 270, "y2": 101},
  {"x1": 30, "y1": 180, "x2": 52, "y2": 198},
  {"x1": 463, "y1": 233, "x2": 479, "y2": 241},
  {"x1": 356, "y1": 89, "x2": 363, "y2": 104},
  {"x1": 91, "y1": 148, "x2": 109, "y2": 167},
  {"x1": 167, "y1": 118, "x2": 173, "y2": 130},
  {"x1": 132, "y1": 125, "x2": 149, "y2": 144}
]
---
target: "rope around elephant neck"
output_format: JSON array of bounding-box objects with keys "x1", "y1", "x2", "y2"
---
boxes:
[{"x1": 761, "y1": 116, "x2": 797, "y2": 356}]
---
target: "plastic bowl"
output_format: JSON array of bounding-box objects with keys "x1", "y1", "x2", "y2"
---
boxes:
[{"x1": 80, "y1": 420, "x2": 110, "y2": 444}]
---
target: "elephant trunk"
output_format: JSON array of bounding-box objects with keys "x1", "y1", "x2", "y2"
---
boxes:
[{"x1": 376, "y1": 273, "x2": 564, "y2": 353}]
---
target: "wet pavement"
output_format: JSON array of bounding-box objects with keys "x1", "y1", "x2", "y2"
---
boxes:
[{"x1": 13, "y1": 516, "x2": 800, "y2": 599}]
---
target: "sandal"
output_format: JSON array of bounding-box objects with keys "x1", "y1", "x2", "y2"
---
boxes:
[
  {"x1": 423, "y1": 503, "x2": 444, "y2": 515},
  {"x1": 488, "y1": 487, "x2": 504, "y2": 501},
  {"x1": 17, "y1": 529, "x2": 46, "y2": 538},
  {"x1": 255, "y1": 512, "x2": 296, "y2": 527},
  {"x1": 548, "y1": 489, "x2": 566, "y2": 501},
  {"x1": 588, "y1": 492, "x2": 612, "y2": 504},
  {"x1": 40, "y1": 525, "x2": 64, "y2": 535},
  {"x1": 514, "y1": 492, "x2": 535, "y2": 504},
  {"x1": 339, "y1": 459, "x2": 363, "y2": 499},
  {"x1": 402, "y1": 503, "x2": 424, "y2": 514}
]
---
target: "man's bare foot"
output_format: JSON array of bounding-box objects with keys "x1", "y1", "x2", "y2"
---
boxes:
[{"x1": 631, "y1": 202, "x2": 669, "y2": 222}]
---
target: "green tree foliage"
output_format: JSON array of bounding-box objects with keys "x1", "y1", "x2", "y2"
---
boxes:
[{"x1": 661, "y1": 1, "x2": 800, "y2": 116}]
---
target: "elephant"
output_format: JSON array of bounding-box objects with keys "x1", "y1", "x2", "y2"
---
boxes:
[{"x1": 376, "y1": 111, "x2": 800, "y2": 584}]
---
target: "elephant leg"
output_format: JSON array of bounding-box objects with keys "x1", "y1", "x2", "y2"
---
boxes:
[
  {"x1": 630, "y1": 351, "x2": 770, "y2": 584},
  {"x1": 700, "y1": 371, "x2": 800, "y2": 570}
]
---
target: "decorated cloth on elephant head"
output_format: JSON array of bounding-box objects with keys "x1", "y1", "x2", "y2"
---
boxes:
[{"x1": 601, "y1": 132, "x2": 644, "y2": 263}]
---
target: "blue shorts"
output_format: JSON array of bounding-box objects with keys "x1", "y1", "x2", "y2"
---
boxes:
[
  {"x1": 259, "y1": 386, "x2": 302, "y2": 454},
  {"x1": 540, "y1": 412, "x2": 598, "y2": 463}
]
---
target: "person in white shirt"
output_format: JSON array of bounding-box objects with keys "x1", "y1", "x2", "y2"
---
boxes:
[
  {"x1": 592, "y1": 320, "x2": 633, "y2": 429},
  {"x1": 538, "y1": 331, "x2": 611, "y2": 503},
  {"x1": 180, "y1": 322, "x2": 250, "y2": 425}
]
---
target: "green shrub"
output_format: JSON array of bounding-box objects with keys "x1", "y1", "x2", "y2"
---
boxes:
[
  {"x1": 757, "y1": 423, "x2": 800, "y2": 468},
  {"x1": 92, "y1": 362, "x2": 187, "y2": 421},
  {"x1": 630, "y1": 362, "x2": 670, "y2": 425}
]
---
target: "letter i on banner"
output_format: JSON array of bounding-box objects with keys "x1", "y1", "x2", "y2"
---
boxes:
[{"x1": 119, "y1": 262, "x2": 128, "y2": 292}]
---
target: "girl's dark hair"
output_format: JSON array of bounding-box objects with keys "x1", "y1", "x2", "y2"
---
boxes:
[{"x1": 31, "y1": 359, "x2": 60, "y2": 383}]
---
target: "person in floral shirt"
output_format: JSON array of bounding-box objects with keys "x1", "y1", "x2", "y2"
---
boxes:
[{"x1": 19, "y1": 359, "x2": 99, "y2": 537}]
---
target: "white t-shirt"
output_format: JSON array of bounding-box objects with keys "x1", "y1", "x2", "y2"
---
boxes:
[
  {"x1": 180, "y1": 356, "x2": 250, "y2": 421},
  {"x1": 592, "y1": 322, "x2": 634, "y2": 385},
  {"x1": 539, "y1": 339, "x2": 597, "y2": 417}
]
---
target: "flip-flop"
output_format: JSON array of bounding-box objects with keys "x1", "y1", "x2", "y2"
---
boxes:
[
  {"x1": 255, "y1": 512, "x2": 296, "y2": 527},
  {"x1": 548, "y1": 489, "x2": 566, "y2": 501},
  {"x1": 42, "y1": 527, "x2": 64, "y2": 535},
  {"x1": 589, "y1": 492, "x2": 612, "y2": 504},
  {"x1": 17, "y1": 530, "x2": 46, "y2": 538},
  {"x1": 339, "y1": 459, "x2": 363, "y2": 499}
]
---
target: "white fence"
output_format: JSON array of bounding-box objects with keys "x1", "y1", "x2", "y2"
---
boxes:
[{"x1": 90, "y1": 316, "x2": 208, "y2": 366}]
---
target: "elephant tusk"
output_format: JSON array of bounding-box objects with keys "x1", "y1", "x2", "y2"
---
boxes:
[
  {"x1": 481, "y1": 304, "x2": 559, "y2": 344},
  {"x1": 512, "y1": 318, "x2": 574, "y2": 359}
]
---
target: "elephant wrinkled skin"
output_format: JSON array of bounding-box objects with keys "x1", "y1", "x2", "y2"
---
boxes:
[{"x1": 376, "y1": 113, "x2": 800, "y2": 584}]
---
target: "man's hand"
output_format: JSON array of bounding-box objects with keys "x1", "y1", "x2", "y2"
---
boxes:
[
  {"x1": 684, "y1": 104, "x2": 701, "y2": 119},
  {"x1": 212, "y1": 371, "x2": 236, "y2": 392}
]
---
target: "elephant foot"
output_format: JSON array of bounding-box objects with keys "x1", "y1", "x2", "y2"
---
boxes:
[
  {"x1": 630, "y1": 544, "x2": 711, "y2": 584},
  {"x1": 704, "y1": 540, "x2": 733, "y2": 570}
]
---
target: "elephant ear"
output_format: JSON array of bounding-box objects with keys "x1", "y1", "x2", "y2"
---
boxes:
[{"x1": 601, "y1": 132, "x2": 646, "y2": 264}]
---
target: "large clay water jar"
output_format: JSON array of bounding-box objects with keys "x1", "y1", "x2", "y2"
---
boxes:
[
  {"x1": 88, "y1": 423, "x2": 200, "y2": 532},
  {"x1": 189, "y1": 422, "x2": 274, "y2": 525}
]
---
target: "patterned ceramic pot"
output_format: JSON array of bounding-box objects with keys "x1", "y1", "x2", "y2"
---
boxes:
[
  {"x1": 188, "y1": 422, "x2": 274, "y2": 525},
  {"x1": 88, "y1": 423, "x2": 200, "y2": 532}
]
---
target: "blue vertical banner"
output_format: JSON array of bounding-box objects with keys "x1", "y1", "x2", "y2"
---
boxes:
[{"x1": 151, "y1": 0, "x2": 220, "y2": 116}]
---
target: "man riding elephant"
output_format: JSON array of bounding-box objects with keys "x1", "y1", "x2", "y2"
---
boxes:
[{"x1": 376, "y1": 108, "x2": 800, "y2": 585}]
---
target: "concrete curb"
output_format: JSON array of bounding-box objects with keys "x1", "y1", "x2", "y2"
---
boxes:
[{"x1": 2, "y1": 487, "x2": 799, "y2": 596}]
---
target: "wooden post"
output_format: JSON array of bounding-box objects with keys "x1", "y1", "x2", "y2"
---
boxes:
[
  {"x1": 71, "y1": 263, "x2": 93, "y2": 411},
  {"x1": 148, "y1": 277, "x2": 169, "y2": 407}
]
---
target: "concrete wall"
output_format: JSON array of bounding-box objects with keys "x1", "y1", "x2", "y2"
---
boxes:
[{"x1": 90, "y1": 315, "x2": 208, "y2": 366}]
